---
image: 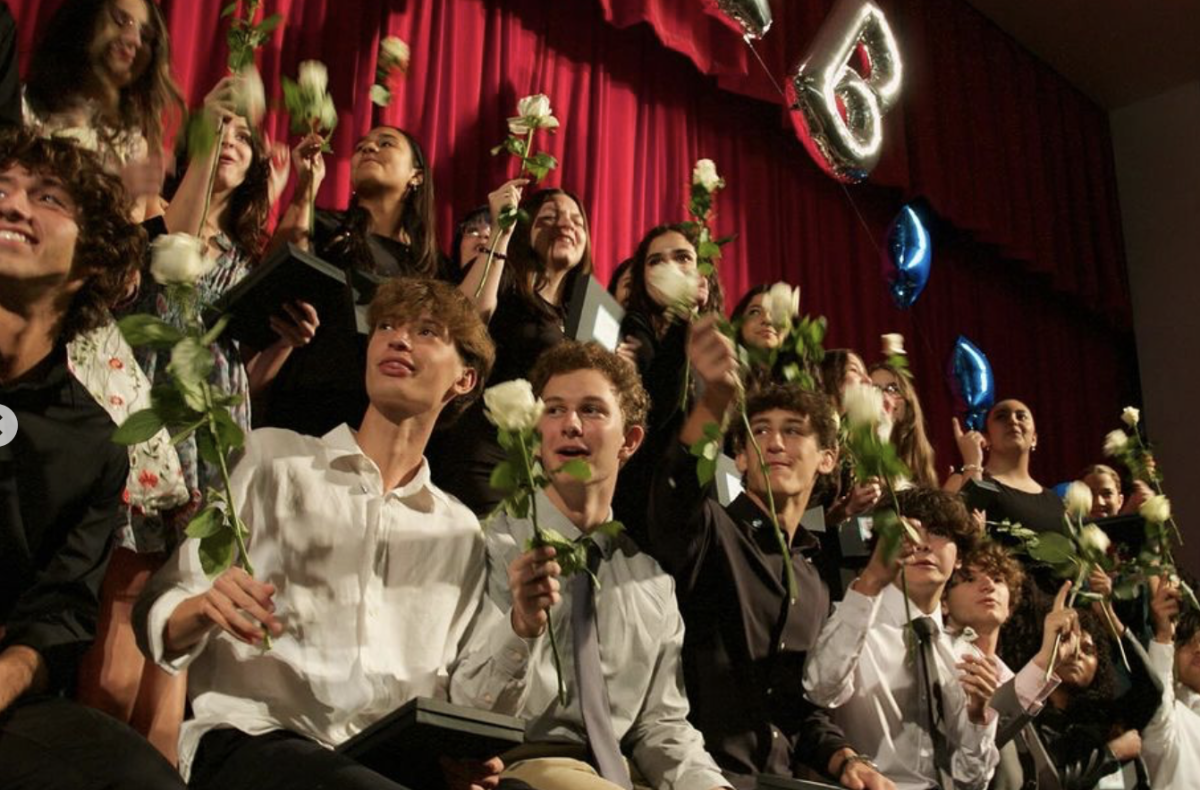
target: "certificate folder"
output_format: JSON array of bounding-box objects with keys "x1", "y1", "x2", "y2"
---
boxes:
[
  {"x1": 208, "y1": 243, "x2": 352, "y2": 351},
  {"x1": 337, "y1": 697, "x2": 525, "y2": 789}
]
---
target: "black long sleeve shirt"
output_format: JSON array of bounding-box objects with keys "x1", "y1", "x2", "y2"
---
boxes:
[
  {"x1": 1, "y1": 345, "x2": 127, "y2": 694},
  {"x1": 648, "y1": 440, "x2": 850, "y2": 788}
]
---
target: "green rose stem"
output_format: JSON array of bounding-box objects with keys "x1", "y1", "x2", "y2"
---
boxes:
[
  {"x1": 306, "y1": 120, "x2": 318, "y2": 243},
  {"x1": 1045, "y1": 561, "x2": 1088, "y2": 682},
  {"x1": 473, "y1": 127, "x2": 536, "y2": 302},
  {"x1": 197, "y1": 116, "x2": 227, "y2": 242},
  {"x1": 739, "y1": 408, "x2": 797, "y2": 604},
  {"x1": 1098, "y1": 596, "x2": 1130, "y2": 672},
  {"x1": 201, "y1": 379, "x2": 270, "y2": 649},
  {"x1": 516, "y1": 430, "x2": 567, "y2": 704},
  {"x1": 882, "y1": 481, "x2": 916, "y2": 654},
  {"x1": 1133, "y1": 430, "x2": 1183, "y2": 546}
]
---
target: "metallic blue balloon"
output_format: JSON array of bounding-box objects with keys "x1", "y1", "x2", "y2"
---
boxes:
[
  {"x1": 947, "y1": 335, "x2": 994, "y2": 431},
  {"x1": 883, "y1": 204, "x2": 931, "y2": 309}
]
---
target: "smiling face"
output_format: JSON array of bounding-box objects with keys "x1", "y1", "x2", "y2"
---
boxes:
[
  {"x1": 739, "y1": 292, "x2": 781, "y2": 350},
  {"x1": 530, "y1": 192, "x2": 588, "y2": 272},
  {"x1": 945, "y1": 564, "x2": 1012, "y2": 633},
  {"x1": 538, "y1": 368, "x2": 643, "y2": 494},
  {"x1": 90, "y1": 0, "x2": 154, "y2": 91},
  {"x1": 985, "y1": 399, "x2": 1037, "y2": 456},
  {"x1": 364, "y1": 312, "x2": 476, "y2": 422},
  {"x1": 0, "y1": 165, "x2": 82, "y2": 291},
  {"x1": 351, "y1": 127, "x2": 423, "y2": 196},
  {"x1": 213, "y1": 117, "x2": 255, "y2": 194},
  {"x1": 1083, "y1": 471, "x2": 1124, "y2": 518},
  {"x1": 738, "y1": 407, "x2": 837, "y2": 503}
]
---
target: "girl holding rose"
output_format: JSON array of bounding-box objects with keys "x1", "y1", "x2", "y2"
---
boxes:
[{"x1": 429, "y1": 188, "x2": 594, "y2": 515}]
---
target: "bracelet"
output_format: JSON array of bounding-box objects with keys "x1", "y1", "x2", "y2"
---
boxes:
[
  {"x1": 490, "y1": 251, "x2": 507, "y2": 261},
  {"x1": 957, "y1": 464, "x2": 983, "y2": 474},
  {"x1": 837, "y1": 754, "x2": 878, "y2": 780}
]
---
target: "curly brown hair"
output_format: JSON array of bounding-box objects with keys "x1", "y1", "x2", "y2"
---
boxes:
[
  {"x1": 895, "y1": 486, "x2": 980, "y2": 553},
  {"x1": 0, "y1": 129, "x2": 146, "y2": 341},
  {"x1": 732, "y1": 384, "x2": 839, "y2": 454},
  {"x1": 26, "y1": 0, "x2": 184, "y2": 154},
  {"x1": 529, "y1": 341, "x2": 650, "y2": 430},
  {"x1": 947, "y1": 539, "x2": 1026, "y2": 611},
  {"x1": 367, "y1": 278, "x2": 495, "y2": 424}
]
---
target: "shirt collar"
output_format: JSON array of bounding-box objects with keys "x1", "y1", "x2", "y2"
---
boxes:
[
  {"x1": 322, "y1": 423, "x2": 447, "y2": 505},
  {"x1": 1179, "y1": 682, "x2": 1200, "y2": 716},
  {"x1": 880, "y1": 582, "x2": 945, "y2": 631},
  {"x1": 728, "y1": 492, "x2": 821, "y2": 555},
  {"x1": 533, "y1": 489, "x2": 618, "y2": 559}
]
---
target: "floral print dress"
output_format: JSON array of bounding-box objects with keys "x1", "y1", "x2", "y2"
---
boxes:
[{"x1": 133, "y1": 234, "x2": 254, "y2": 547}]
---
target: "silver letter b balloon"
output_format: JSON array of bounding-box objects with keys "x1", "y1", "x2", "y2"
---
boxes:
[{"x1": 787, "y1": 0, "x2": 902, "y2": 182}]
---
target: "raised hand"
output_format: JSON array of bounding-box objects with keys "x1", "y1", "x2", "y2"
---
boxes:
[
  {"x1": 952, "y1": 417, "x2": 986, "y2": 469},
  {"x1": 269, "y1": 301, "x2": 320, "y2": 348},
  {"x1": 1149, "y1": 574, "x2": 1182, "y2": 644},
  {"x1": 957, "y1": 653, "x2": 1000, "y2": 724},
  {"x1": 1034, "y1": 580, "x2": 1081, "y2": 675}
]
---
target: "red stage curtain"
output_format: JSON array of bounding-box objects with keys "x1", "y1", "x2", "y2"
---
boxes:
[{"x1": 8, "y1": 0, "x2": 1138, "y2": 483}]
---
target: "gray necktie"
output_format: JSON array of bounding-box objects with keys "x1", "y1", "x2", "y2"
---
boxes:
[
  {"x1": 912, "y1": 615, "x2": 952, "y2": 790},
  {"x1": 570, "y1": 547, "x2": 632, "y2": 790}
]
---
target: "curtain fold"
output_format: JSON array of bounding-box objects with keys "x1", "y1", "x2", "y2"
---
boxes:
[{"x1": 9, "y1": 0, "x2": 1137, "y2": 482}]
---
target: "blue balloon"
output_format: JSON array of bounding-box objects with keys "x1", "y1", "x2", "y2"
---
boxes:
[
  {"x1": 947, "y1": 335, "x2": 994, "y2": 431},
  {"x1": 883, "y1": 204, "x2": 932, "y2": 309}
]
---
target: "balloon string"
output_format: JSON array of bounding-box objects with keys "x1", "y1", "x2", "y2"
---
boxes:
[
  {"x1": 743, "y1": 38, "x2": 787, "y2": 101},
  {"x1": 837, "y1": 180, "x2": 883, "y2": 258}
]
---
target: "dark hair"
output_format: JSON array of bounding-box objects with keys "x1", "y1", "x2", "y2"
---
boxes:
[
  {"x1": 366, "y1": 278, "x2": 495, "y2": 424},
  {"x1": 731, "y1": 284, "x2": 769, "y2": 326},
  {"x1": 167, "y1": 119, "x2": 271, "y2": 257},
  {"x1": 607, "y1": 257, "x2": 634, "y2": 301},
  {"x1": 820, "y1": 349, "x2": 861, "y2": 412},
  {"x1": 530, "y1": 341, "x2": 650, "y2": 430},
  {"x1": 327, "y1": 127, "x2": 440, "y2": 278},
  {"x1": 451, "y1": 205, "x2": 491, "y2": 272},
  {"x1": 503, "y1": 188, "x2": 593, "y2": 318},
  {"x1": 947, "y1": 540, "x2": 1026, "y2": 611},
  {"x1": 1177, "y1": 607, "x2": 1200, "y2": 650},
  {"x1": 26, "y1": 0, "x2": 183, "y2": 154},
  {"x1": 732, "y1": 385, "x2": 839, "y2": 454},
  {"x1": 625, "y1": 223, "x2": 725, "y2": 337},
  {"x1": 869, "y1": 361, "x2": 939, "y2": 489},
  {"x1": 895, "y1": 486, "x2": 979, "y2": 553},
  {"x1": 0, "y1": 129, "x2": 145, "y2": 341}
]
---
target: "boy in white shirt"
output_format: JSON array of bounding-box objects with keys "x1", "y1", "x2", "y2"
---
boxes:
[{"x1": 1141, "y1": 575, "x2": 1200, "y2": 790}]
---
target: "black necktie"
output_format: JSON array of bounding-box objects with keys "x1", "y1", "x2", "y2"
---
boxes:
[
  {"x1": 570, "y1": 546, "x2": 632, "y2": 789},
  {"x1": 912, "y1": 615, "x2": 952, "y2": 790}
]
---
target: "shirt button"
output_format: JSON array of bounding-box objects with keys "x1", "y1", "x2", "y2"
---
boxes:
[
  {"x1": 772, "y1": 731, "x2": 779, "y2": 740},
  {"x1": 779, "y1": 640, "x2": 786, "y2": 650},
  {"x1": 766, "y1": 687, "x2": 774, "y2": 696},
  {"x1": 483, "y1": 693, "x2": 494, "y2": 704},
  {"x1": 507, "y1": 649, "x2": 522, "y2": 661}
]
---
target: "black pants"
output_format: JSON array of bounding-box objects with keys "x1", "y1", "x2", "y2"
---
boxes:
[
  {"x1": 0, "y1": 695, "x2": 186, "y2": 789},
  {"x1": 189, "y1": 728, "x2": 411, "y2": 790}
]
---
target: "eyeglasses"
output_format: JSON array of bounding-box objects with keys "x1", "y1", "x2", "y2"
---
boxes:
[
  {"x1": 875, "y1": 382, "x2": 902, "y2": 397},
  {"x1": 108, "y1": 3, "x2": 158, "y2": 46}
]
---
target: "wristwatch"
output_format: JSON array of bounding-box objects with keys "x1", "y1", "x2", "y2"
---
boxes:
[{"x1": 837, "y1": 753, "x2": 880, "y2": 780}]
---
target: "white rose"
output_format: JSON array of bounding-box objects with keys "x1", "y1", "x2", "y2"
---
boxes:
[
  {"x1": 843, "y1": 382, "x2": 884, "y2": 428},
  {"x1": 762, "y1": 282, "x2": 800, "y2": 330},
  {"x1": 1063, "y1": 480, "x2": 1094, "y2": 520},
  {"x1": 231, "y1": 65, "x2": 266, "y2": 125},
  {"x1": 1078, "y1": 524, "x2": 1111, "y2": 560},
  {"x1": 645, "y1": 263, "x2": 701, "y2": 319},
  {"x1": 876, "y1": 412, "x2": 894, "y2": 443},
  {"x1": 149, "y1": 233, "x2": 213, "y2": 286},
  {"x1": 508, "y1": 93, "x2": 559, "y2": 136},
  {"x1": 379, "y1": 36, "x2": 410, "y2": 70},
  {"x1": 882, "y1": 332, "x2": 906, "y2": 356},
  {"x1": 484, "y1": 379, "x2": 544, "y2": 433},
  {"x1": 692, "y1": 158, "x2": 723, "y2": 192},
  {"x1": 319, "y1": 95, "x2": 338, "y2": 132},
  {"x1": 1140, "y1": 494, "x2": 1172, "y2": 524},
  {"x1": 1102, "y1": 429, "x2": 1129, "y2": 458},
  {"x1": 298, "y1": 60, "x2": 328, "y2": 99},
  {"x1": 1121, "y1": 407, "x2": 1140, "y2": 428},
  {"x1": 370, "y1": 84, "x2": 391, "y2": 108}
]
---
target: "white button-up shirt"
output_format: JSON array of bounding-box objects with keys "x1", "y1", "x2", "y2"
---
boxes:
[
  {"x1": 452, "y1": 491, "x2": 728, "y2": 790},
  {"x1": 140, "y1": 425, "x2": 486, "y2": 780},
  {"x1": 1142, "y1": 640, "x2": 1200, "y2": 789},
  {"x1": 803, "y1": 583, "x2": 998, "y2": 790}
]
